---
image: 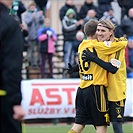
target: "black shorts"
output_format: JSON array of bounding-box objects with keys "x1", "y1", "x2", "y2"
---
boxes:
[
  {"x1": 75, "y1": 85, "x2": 109, "y2": 126},
  {"x1": 109, "y1": 99, "x2": 125, "y2": 122}
]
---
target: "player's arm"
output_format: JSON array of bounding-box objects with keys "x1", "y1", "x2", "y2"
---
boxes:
[
  {"x1": 93, "y1": 37, "x2": 128, "y2": 55},
  {"x1": 82, "y1": 48, "x2": 119, "y2": 74},
  {"x1": 92, "y1": 57, "x2": 119, "y2": 74}
]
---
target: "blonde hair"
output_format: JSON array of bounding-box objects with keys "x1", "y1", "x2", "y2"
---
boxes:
[
  {"x1": 98, "y1": 19, "x2": 115, "y2": 31},
  {"x1": 28, "y1": 1, "x2": 36, "y2": 9},
  {"x1": 45, "y1": 18, "x2": 50, "y2": 22},
  {"x1": 98, "y1": 19, "x2": 115, "y2": 41}
]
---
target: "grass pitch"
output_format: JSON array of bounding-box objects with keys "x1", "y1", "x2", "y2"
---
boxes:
[{"x1": 25, "y1": 123, "x2": 133, "y2": 133}]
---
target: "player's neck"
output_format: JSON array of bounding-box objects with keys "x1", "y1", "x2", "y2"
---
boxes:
[{"x1": 87, "y1": 36, "x2": 94, "y2": 40}]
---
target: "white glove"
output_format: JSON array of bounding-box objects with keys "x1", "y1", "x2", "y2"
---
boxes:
[{"x1": 46, "y1": 30, "x2": 52, "y2": 37}]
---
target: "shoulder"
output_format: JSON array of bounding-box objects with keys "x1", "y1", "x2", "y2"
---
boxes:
[
  {"x1": 62, "y1": 16, "x2": 69, "y2": 21},
  {"x1": 115, "y1": 37, "x2": 127, "y2": 42},
  {"x1": 79, "y1": 40, "x2": 93, "y2": 49},
  {"x1": 60, "y1": 5, "x2": 67, "y2": 11},
  {"x1": 1, "y1": 13, "x2": 18, "y2": 29}
]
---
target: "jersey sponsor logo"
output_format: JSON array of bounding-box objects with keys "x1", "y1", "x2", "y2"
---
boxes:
[
  {"x1": 110, "y1": 59, "x2": 121, "y2": 68},
  {"x1": 82, "y1": 74, "x2": 93, "y2": 80}
]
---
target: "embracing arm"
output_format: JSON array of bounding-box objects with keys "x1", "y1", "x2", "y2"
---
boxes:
[
  {"x1": 93, "y1": 57, "x2": 118, "y2": 74},
  {"x1": 82, "y1": 48, "x2": 119, "y2": 74},
  {"x1": 93, "y1": 37, "x2": 128, "y2": 55}
]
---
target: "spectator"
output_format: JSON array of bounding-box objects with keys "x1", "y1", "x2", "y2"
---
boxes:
[
  {"x1": 100, "y1": 7, "x2": 118, "y2": 26},
  {"x1": 117, "y1": 0, "x2": 133, "y2": 20},
  {"x1": 59, "y1": 0, "x2": 78, "y2": 21},
  {"x1": 128, "y1": 37, "x2": 133, "y2": 68},
  {"x1": 100, "y1": 7, "x2": 123, "y2": 38},
  {"x1": 78, "y1": 0, "x2": 98, "y2": 20},
  {"x1": 20, "y1": 24, "x2": 29, "y2": 52},
  {"x1": 121, "y1": 8, "x2": 133, "y2": 38},
  {"x1": 10, "y1": 0, "x2": 26, "y2": 23},
  {"x1": 0, "y1": 0, "x2": 25, "y2": 132},
  {"x1": 97, "y1": 0, "x2": 113, "y2": 19},
  {"x1": 34, "y1": 0, "x2": 50, "y2": 17},
  {"x1": 82, "y1": 9, "x2": 97, "y2": 31},
  {"x1": 126, "y1": 37, "x2": 133, "y2": 78},
  {"x1": 24, "y1": 1, "x2": 44, "y2": 67},
  {"x1": 73, "y1": 31, "x2": 84, "y2": 55},
  {"x1": 121, "y1": 8, "x2": 133, "y2": 78},
  {"x1": 62, "y1": 8, "x2": 83, "y2": 68},
  {"x1": 37, "y1": 18, "x2": 57, "y2": 78},
  {"x1": 66, "y1": 31, "x2": 84, "y2": 78},
  {"x1": 125, "y1": 44, "x2": 133, "y2": 78},
  {"x1": 69, "y1": 53, "x2": 80, "y2": 78}
]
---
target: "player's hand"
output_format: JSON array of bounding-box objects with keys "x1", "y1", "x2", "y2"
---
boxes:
[
  {"x1": 13, "y1": 105, "x2": 26, "y2": 121},
  {"x1": 67, "y1": 63, "x2": 74, "y2": 75},
  {"x1": 67, "y1": 63, "x2": 79, "y2": 75},
  {"x1": 82, "y1": 48, "x2": 97, "y2": 62}
]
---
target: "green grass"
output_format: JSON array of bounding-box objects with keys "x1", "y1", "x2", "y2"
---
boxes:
[{"x1": 25, "y1": 123, "x2": 133, "y2": 133}]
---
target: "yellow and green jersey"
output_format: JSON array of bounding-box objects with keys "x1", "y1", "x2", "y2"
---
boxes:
[{"x1": 78, "y1": 38, "x2": 127, "y2": 89}]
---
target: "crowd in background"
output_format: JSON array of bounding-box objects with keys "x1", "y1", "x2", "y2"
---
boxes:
[{"x1": 10, "y1": 0, "x2": 133, "y2": 79}]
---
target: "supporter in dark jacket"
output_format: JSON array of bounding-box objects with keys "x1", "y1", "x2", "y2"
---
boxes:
[
  {"x1": 34, "y1": 0, "x2": 48, "y2": 10},
  {"x1": 81, "y1": 9, "x2": 97, "y2": 32},
  {"x1": 117, "y1": 0, "x2": 133, "y2": 20},
  {"x1": 0, "y1": 0, "x2": 25, "y2": 132},
  {"x1": 34, "y1": 0, "x2": 49, "y2": 15},
  {"x1": 98, "y1": 0, "x2": 113, "y2": 5},
  {"x1": 10, "y1": 0, "x2": 26, "y2": 23},
  {"x1": 97, "y1": 0, "x2": 113, "y2": 19},
  {"x1": 69, "y1": 53, "x2": 79, "y2": 78},
  {"x1": 78, "y1": 0, "x2": 98, "y2": 20},
  {"x1": 121, "y1": 8, "x2": 133, "y2": 38},
  {"x1": 17, "y1": 1, "x2": 26, "y2": 22},
  {"x1": 59, "y1": 0, "x2": 78, "y2": 21}
]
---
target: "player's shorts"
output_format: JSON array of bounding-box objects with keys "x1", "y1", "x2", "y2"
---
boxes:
[
  {"x1": 109, "y1": 99, "x2": 125, "y2": 122},
  {"x1": 75, "y1": 85, "x2": 110, "y2": 126}
]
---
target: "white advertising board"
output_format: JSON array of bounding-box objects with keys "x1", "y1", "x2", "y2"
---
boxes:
[{"x1": 21, "y1": 79, "x2": 133, "y2": 119}]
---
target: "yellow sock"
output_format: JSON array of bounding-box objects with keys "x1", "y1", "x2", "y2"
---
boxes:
[{"x1": 68, "y1": 129, "x2": 77, "y2": 133}]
